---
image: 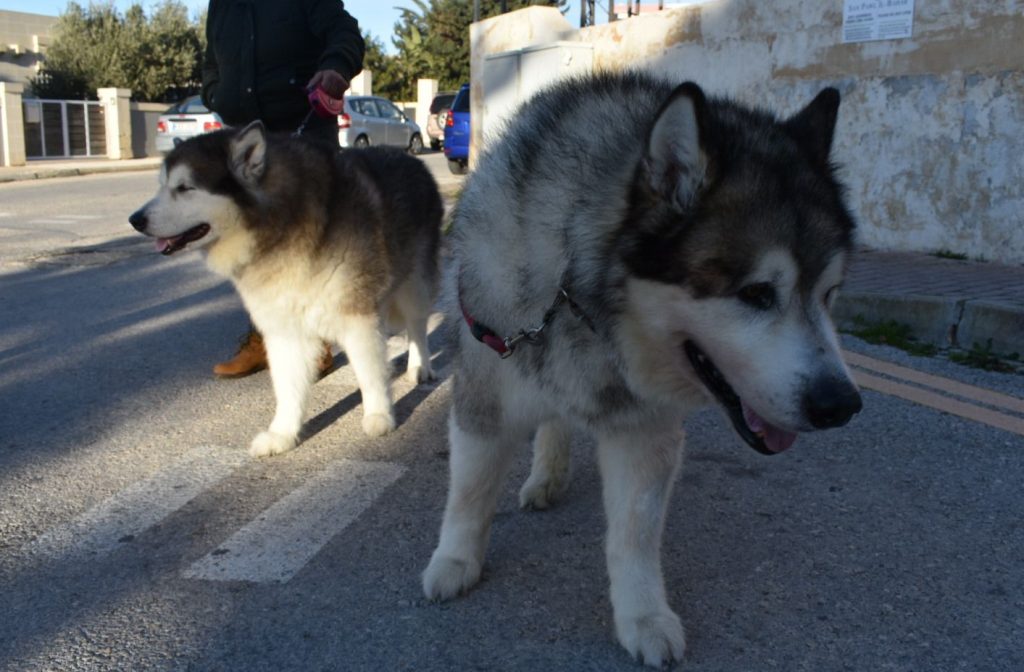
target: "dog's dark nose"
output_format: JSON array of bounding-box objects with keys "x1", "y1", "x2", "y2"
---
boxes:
[
  {"x1": 803, "y1": 377, "x2": 862, "y2": 429},
  {"x1": 129, "y1": 208, "x2": 148, "y2": 232}
]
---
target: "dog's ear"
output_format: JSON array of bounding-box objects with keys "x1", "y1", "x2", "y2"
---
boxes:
[
  {"x1": 229, "y1": 121, "x2": 268, "y2": 186},
  {"x1": 784, "y1": 88, "x2": 840, "y2": 166},
  {"x1": 644, "y1": 82, "x2": 708, "y2": 211}
]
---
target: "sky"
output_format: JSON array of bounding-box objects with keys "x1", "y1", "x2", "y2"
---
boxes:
[
  {"x1": 3, "y1": 1, "x2": 699, "y2": 51},
  {"x1": 2, "y1": 1, "x2": 419, "y2": 41}
]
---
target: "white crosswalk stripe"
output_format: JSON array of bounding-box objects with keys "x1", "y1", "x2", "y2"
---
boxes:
[
  {"x1": 183, "y1": 459, "x2": 406, "y2": 583},
  {"x1": 28, "y1": 215, "x2": 103, "y2": 225},
  {"x1": 27, "y1": 445, "x2": 248, "y2": 559},
  {"x1": 24, "y1": 330, "x2": 438, "y2": 579}
]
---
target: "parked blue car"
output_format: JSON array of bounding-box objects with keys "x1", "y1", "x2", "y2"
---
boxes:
[{"x1": 444, "y1": 84, "x2": 470, "y2": 175}]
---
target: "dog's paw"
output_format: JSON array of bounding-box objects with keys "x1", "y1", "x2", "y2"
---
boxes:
[
  {"x1": 518, "y1": 470, "x2": 568, "y2": 510},
  {"x1": 616, "y1": 610, "x2": 686, "y2": 668},
  {"x1": 361, "y1": 412, "x2": 396, "y2": 438},
  {"x1": 406, "y1": 363, "x2": 435, "y2": 385},
  {"x1": 249, "y1": 431, "x2": 297, "y2": 458},
  {"x1": 422, "y1": 553, "x2": 481, "y2": 601}
]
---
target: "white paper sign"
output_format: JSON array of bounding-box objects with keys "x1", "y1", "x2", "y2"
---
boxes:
[{"x1": 843, "y1": 0, "x2": 915, "y2": 43}]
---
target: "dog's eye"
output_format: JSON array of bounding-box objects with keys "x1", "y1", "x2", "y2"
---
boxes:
[
  {"x1": 175, "y1": 184, "x2": 194, "y2": 194},
  {"x1": 737, "y1": 283, "x2": 776, "y2": 310},
  {"x1": 824, "y1": 284, "x2": 841, "y2": 307}
]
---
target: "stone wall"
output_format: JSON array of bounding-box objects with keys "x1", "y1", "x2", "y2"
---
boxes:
[{"x1": 471, "y1": 2, "x2": 1024, "y2": 263}]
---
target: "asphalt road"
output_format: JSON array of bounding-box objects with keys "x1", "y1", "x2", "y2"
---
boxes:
[{"x1": 0, "y1": 161, "x2": 1022, "y2": 671}]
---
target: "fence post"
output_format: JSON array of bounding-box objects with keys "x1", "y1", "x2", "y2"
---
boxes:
[
  {"x1": 97, "y1": 87, "x2": 133, "y2": 160},
  {"x1": 416, "y1": 79, "x2": 438, "y2": 139},
  {"x1": 350, "y1": 70, "x2": 372, "y2": 96},
  {"x1": 0, "y1": 82, "x2": 27, "y2": 167}
]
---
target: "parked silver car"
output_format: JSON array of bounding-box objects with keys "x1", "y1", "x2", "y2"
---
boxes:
[
  {"x1": 339, "y1": 95, "x2": 423, "y2": 153},
  {"x1": 155, "y1": 96, "x2": 223, "y2": 154}
]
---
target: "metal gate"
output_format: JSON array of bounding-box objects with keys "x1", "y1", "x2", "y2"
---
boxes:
[{"x1": 22, "y1": 99, "x2": 106, "y2": 159}]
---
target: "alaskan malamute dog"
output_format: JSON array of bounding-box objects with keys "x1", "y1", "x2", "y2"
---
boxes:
[
  {"x1": 130, "y1": 123, "x2": 442, "y2": 457},
  {"x1": 423, "y1": 73, "x2": 862, "y2": 666}
]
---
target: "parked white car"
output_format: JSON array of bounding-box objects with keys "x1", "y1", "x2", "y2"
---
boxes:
[
  {"x1": 155, "y1": 96, "x2": 223, "y2": 154},
  {"x1": 339, "y1": 95, "x2": 423, "y2": 153}
]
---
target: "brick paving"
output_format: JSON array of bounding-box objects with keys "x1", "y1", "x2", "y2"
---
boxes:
[{"x1": 846, "y1": 248, "x2": 1024, "y2": 309}]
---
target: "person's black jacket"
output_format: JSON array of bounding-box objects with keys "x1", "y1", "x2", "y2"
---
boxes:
[{"x1": 202, "y1": 0, "x2": 364, "y2": 132}]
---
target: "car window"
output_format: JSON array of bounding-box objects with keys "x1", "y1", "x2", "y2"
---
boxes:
[
  {"x1": 377, "y1": 100, "x2": 404, "y2": 120},
  {"x1": 451, "y1": 88, "x2": 470, "y2": 113},
  {"x1": 352, "y1": 99, "x2": 379, "y2": 117},
  {"x1": 429, "y1": 94, "x2": 455, "y2": 114},
  {"x1": 182, "y1": 99, "x2": 210, "y2": 114}
]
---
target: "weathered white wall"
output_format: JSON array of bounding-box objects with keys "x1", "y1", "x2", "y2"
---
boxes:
[
  {"x1": 0, "y1": 10, "x2": 54, "y2": 88},
  {"x1": 472, "y1": 2, "x2": 1024, "y2": 263}
]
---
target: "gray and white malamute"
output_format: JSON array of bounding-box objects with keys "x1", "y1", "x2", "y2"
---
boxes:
[
  {"x1": 423, "y1": 73, "x2": 862, "y2": 666},
  {"x1": 130, "y1": 123, "x2": 441, "y2": 457}
]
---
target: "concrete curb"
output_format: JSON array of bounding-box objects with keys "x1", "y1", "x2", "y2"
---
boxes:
[
  {"x1": 0, "y1": 160, "x2": 162, "y2": 183},
  {"x1": 835, "y1": 291, "x2": 1024, "y2": 356},
  {"x1": 958, "y1": 301, "x2": 1024, "y2": 356}
]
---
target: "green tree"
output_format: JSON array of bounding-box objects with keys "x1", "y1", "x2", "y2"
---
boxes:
[
  {"x1": 388, "y1": 0, "x2": 432, "y2": 100},
  {"x1": 137, "y1": 0, "x2": 202, "y2": 100},
  {"x1": 32, "y1": 2, "x2": 119, "y2": 99},
  {"x1": 384, "y1": 0, "x2": 568, "y2": 100},
  {"x1": 362, "y1": 31, "x2": 405, "y2": 101},
  {"x1": 31, "y1": 1, "x2": 203, "y2": 101}
]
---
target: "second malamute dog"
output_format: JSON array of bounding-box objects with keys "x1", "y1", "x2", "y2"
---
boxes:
[
  {"x1": 423, "y1": 73, "x2": 862, "y2": 666},
  {"x1": 130, "y1": 123, "x2": 442, "y2": 457}
]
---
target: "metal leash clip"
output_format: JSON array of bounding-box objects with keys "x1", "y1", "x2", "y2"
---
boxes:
[
  {"x1": 501, "y1": 326, "x2": 545, "y2": 359},
  {"x1": 498, "y1": 290, "x2": 570, "y2": 358}
]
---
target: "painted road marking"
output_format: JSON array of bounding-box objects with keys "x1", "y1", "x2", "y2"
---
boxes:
[
  {"x1": 183, "y1": 459, "x2": 406, "y2": 583},
  {"x1": 28, "y1": 445, "x2": 247, "y2": 559},
  {"x1": 844, "y1": 350, "x2": 1024, "y2": 414},
  {"x1": 852, "y1": 370, "x2": 1024, "y2": 436},
  {"x1": 28, "y1": 215, "x2": 103, "y2": 225}
]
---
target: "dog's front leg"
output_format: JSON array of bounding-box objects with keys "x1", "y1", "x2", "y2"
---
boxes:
[
  {"x1": 341, "y1": 313, "x2": 396, "y2": 437},
  {"x1": 423, "y1": 412, "x2": 518, "y2": 600},
  {"x1": 250, "y1": 331, "x2": 320, "y2": 457},
  {"x1": 597, "y1": 424, "x2": 685, "y2": 667}
]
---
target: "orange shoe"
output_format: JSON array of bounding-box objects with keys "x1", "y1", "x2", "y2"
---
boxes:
[{"x1": 213, "y1": 329, "x2": 267, "y2": 379}]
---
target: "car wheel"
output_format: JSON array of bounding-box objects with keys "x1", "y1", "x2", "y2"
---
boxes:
[
  {"x1": 408, "y1": 133, "x2": 423, "y2": 155},
  {"x1": 447, "y1": 159, "x2": 468, "y2": 175},
  {"x1": 354, "y1": 135, "x2": 369, "y2": 148},
  {"x1": 430, "y1": 139, "x2": 441, "y2": 151}
]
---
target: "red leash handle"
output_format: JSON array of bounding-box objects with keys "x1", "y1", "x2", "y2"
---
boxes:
[{"x1": 307, "y1": 86, "x2": 344, "y2": 118}]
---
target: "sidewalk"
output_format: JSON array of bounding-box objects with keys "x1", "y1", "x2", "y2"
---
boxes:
[
  {"x1": 2, "y1": 157, "x2": 1021, "y2": 357},
  {"x1": 838, "y1": 249, "x2": 1024, "y2": 357},
  {"x1": 0, "y1": 157, "x2": 162, "y2": 183}
]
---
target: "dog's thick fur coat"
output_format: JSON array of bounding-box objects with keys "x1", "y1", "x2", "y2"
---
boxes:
[
  {"x1": 131, "y1": 124, "x2": 442, "y2": 456},
  {"x1": 423, "y1": 73, "x2": 862, "y2": 666}
]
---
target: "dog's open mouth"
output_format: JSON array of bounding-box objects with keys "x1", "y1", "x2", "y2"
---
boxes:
[
  {"x1": 684, "y1": 340, "x2": 797, "y2": 455},
  {"x1": 155, "y1": 224, "x2": 210, "y2": 255}
]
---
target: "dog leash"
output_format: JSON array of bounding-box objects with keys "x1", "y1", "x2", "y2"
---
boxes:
[
  {"x1": 460, "y1": 281, "x2": 596, "y2": 359},
  {"x1": 293, "y1": 86, "x2": 344, "y2": 137}
]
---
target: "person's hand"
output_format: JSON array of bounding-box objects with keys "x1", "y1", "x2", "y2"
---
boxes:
[{"x1": 307, "y1": 70, "x2": 350, "y2": 99}]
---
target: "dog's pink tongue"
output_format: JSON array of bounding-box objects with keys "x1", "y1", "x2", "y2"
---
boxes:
[
  {"x1": 742, "y1": 404, "x2": 798, "y2": 453},
  {"x1": 155, "y1": 237, "x2": 175, "y2": 253}
]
